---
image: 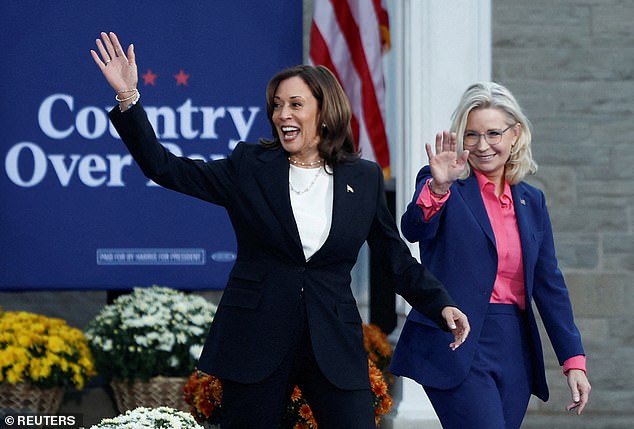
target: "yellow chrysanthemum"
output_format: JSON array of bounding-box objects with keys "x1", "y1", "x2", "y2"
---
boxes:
[
  {"x1": 0, "y1": 311, "x2": 95, "y2": 388},
  {"x1": 46, "y1": 335, "x2": 67, "y2": 354},
  {"x1": 6, "y1": 367, "x2": 24, "y2": 384}
]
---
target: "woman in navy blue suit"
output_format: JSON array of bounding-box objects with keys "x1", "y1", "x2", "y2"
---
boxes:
[
  {"x1": 91, "y1": 32, "x2": 470, "y2": 428},
  {"x1": 390, "y1": 82, "x2": 591, "y2": 428}
]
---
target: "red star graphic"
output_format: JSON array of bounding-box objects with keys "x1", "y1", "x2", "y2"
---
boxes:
[
  {"x1": 142, "y1": 69, "x2": 158, "y2": 86},
  {"x1": 174, "y1": 69, "x2": 190, "y2": 86}
]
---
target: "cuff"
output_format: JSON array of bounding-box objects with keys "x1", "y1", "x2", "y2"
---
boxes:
[
  {"x1": 563, "y1": 355, "x2": 587, "y2": 376},
  {"x1": 416, "y1": 179, "x2": 450, "y2": 221}
]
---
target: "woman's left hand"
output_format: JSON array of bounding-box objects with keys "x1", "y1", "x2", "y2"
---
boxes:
[
  {"x1": 565, "y1": 369, "x2": 591, "y2": 415},
  {"x1": 441, "y1": 306, "x2": 470, "y2": 351},
  {"x1": 90, "y1": 32, "x2": 138, "y2": 95}
]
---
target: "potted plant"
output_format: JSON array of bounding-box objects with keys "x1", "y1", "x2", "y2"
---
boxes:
[
  {"x1": 183, "y1": 323, "x2": 394, "y2": 427},
  {"x1": 362, "y1": 323, "x2": 394, "y2": 384},
  {"x1": 89, "y1": 406, "x2": 204, "y2": 429},
  {"x1": 0, "y1": 311, "x2": 96, "y2": 414},
  {"x1": 85, "y1": 286, "x2": 217, "y2": 412}
]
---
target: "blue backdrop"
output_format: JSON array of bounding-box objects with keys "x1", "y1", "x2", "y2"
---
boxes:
[{"x1": 0, "y1": 2, "x2": 303, "y2": 290}]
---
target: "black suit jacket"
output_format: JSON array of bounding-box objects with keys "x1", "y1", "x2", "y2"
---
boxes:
[{"x1": 109, "y1": 103, "x2": 456, "y2": 390}]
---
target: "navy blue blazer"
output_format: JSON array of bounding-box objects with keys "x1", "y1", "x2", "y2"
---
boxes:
[
  {"x1": 109, "y1": 104, "x2": 456, "y2": 390},
  {"x1": 390, "y1": 166, "x2": 585, "y2": 401}
]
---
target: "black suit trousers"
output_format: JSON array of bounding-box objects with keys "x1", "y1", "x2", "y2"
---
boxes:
[{"x1": 220, "y1": 295, "x2": 376, "y2": 429}]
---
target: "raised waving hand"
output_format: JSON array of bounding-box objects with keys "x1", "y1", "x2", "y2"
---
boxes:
[
  {"x1": 425, "y1": 131, "x2": 469, "y2": 194},
  {"x1": 90, "y1": 32, "x2": 138, "y2": 107}
]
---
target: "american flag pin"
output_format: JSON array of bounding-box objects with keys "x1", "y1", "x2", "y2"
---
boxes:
[
  {"x1": 346, "y1": 184, "x2": 354, "y2": 193},
  {"x1": 520, "y1": 199, "x2": 526, "y2": 205}
]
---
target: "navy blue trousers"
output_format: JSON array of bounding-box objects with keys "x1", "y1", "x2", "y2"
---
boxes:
[
  {"x1": 220, "y1": 295, "x2": 376, "y2": 428},
  {"x1": 424, "y1": 304, "x2": 533, "y2": 429}
]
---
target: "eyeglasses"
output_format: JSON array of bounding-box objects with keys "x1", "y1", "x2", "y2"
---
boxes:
[{"x1": 462, "y1": 124, "x2": 516, "y2": 147}]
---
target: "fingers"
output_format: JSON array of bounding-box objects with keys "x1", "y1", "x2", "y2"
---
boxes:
[
  {"x1": 444, "y1": 312, "x2": 456, "y2": 330},
  {"x1": 425, "y1": 143, "x2": 433, "y2": 160},
  {"x1": 459, "y1": 149, "x2": 470, "y2": 165},
  {"x1": 566, "y1": 393, "x2": 588, "y2": 415},
  {"x1": 448, "y1": 132, "x2": 457, "y2": 153},
  {"x1": 100, "y1": 32, "x2": 117, "y2": 60},
  {"x1": 90, "y1": 49, "x2": 105, "y2": 70},
  {"x1": 432, "y1": 131, "x2": 456, "y2": 155},
  {"x1": 94, "y1": 38, "x2": 110, "y2": 65},
  {"x1": 442, "y1": 307, "x2": 470, "y2": 351},
  {"x1": 93, "y1": 31, "x2": 135, "y2": 70},
  {"x1": 566, "y1": 371, "x2": 591, "y2": 415},
  {"x1": 97, "y1": 31, "x2": 130, "y2": 63},
  {"x1": 434, "y1": 132, "x2": 442, "y2": 154},
  {"x1": 451, "y1": 314, "x2": 470, "y2": 350},
  {"x1": 448, "y1": 325, "x2": 467, "y2": 350},
  {"x1": 127, "y1": 43, "x2": 136, "y2": 66},
  {"x1": 109, "y1": 32, "x2": 127, "y2": 60}
]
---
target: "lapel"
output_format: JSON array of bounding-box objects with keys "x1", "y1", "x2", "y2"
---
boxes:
[
  {"x1": 457, "y1": 174, "x2": 496, "y2": 246},
  {"x1": 511, "y1": 184, "x2": 535, "y2": 297},
  {"x1": 251, "y1": 150, "x2": 366, "y2": 263},
  {"x1": 309, "y1": 161, "x2": 365, "y2": 261},
  {"x1": 253, "y1": 147, "x2": 303, "y2": 255}
]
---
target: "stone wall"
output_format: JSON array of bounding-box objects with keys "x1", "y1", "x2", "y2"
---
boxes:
[{"x1": 493, "y1": 0, "x2": 634, "y2": 427}]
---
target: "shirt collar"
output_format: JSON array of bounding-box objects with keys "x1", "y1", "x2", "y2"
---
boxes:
[{"x1": 473, "y1": 169, "x2": 513, "y2": 206}]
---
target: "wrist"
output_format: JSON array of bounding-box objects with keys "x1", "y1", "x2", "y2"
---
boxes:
[
  {"x1": 428, "y1": 178, "x2": 450, "y2": 196},
  {"x1": 117, "y1": 90, "x2": 140, "y2": 112}
]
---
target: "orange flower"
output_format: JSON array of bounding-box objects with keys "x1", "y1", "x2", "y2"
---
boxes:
[
  {"x1": 299, "y1": 403, "x2": 313, "y2": 420},
  {"x1": 291, "y1": 385, "x2": 303, "y2": 402},
  {"x1": 362, "y1": 323, "x2": 393, "y2": 373}
]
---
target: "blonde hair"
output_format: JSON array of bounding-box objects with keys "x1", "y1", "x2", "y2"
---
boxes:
[{"x1": 451, "y1": 82, "x2": 537, "y2": 184}]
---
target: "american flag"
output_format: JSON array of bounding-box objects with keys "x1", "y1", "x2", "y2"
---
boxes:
[{"x1": 309, "y1": 0, "x2": 391, "y2": 178}]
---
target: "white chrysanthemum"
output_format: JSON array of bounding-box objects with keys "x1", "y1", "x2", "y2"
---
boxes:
[
  {"x1": 157, "y1": 332, "x2": 176, "y2": 352},
  {"x1": 189, "y1": 314, "x2": 208, "y2": 327},
  {"x1": 169, "y1": 355, "x2": 180, "y2": 368},
  {"x1": 134, "y1": 335, "x2": 149, "y2": 347},
  {"x1": 188, "y1": 326, "x2": 205, "y2": 336},
  {"x1": 85, "y1": 285, "x2": 218, "y2": 380},
  {"x1": 189, "y1": 344, "x2": 204, "y2": 360},
  {"x1": 102, "y1": 339, "x2": 113, "y2": 352},
  {"x1": 89, "y1": 406, "x2": 204, "y2": 429}
]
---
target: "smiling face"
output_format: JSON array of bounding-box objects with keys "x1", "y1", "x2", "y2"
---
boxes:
[
  {"x1": 465, "y1": 107, "x2": 519, "y2": 186},
  {"x1": 271, "y1": 76, "x2": 322, "y2": 163}
]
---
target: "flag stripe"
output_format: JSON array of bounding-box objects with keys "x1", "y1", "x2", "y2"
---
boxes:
[
  {"x1": 329, "y1": 0, "x2": 389, "y2": 165},
  {"x1": 309, "y1": 22, "x2": 362, "y2": 149},
  {"x1": 310, "y1": 0, "x2": 390, "y2": 171},
  {"x1": 312, "y1": 1, "x2": 376, "y2": 163},
  {"x1": 348, "y1": 1, "x2": 383, "y2": 98},
  {"x1": 311, "y1": 6, "x2": 376, "y2": 162},
  {"x1": 372, "y1": 0, "x2": 390, "y2": 49}
]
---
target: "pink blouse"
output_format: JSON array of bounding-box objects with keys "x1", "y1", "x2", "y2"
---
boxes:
[{"x1": 416, "y1": 172, "x2": 586, "y2": 375}]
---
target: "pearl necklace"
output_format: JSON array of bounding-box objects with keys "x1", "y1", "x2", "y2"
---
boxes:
[
  {"x1": 288, "y1": 156, "x2": 324, "y2": 167},
  {"x1": 289, "y1": 166, "x2": 323, "y2": 195}
]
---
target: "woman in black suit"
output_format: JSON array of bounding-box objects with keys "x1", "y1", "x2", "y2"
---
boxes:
[{"x1": 91, "y1": 31, "x2": 469, "y2": 428}]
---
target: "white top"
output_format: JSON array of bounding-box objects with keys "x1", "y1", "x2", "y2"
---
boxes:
[{"x1": 288, "y1": 165, "x2": 334, "y2": 261}]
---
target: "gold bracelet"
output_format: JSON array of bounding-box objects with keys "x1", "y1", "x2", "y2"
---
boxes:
[
  {"x1": 115, "y1": 89, "x2": 139, "y2": 102},
  {"x1": 116, "y1": 88, "x2": 138, "y2": 94}
]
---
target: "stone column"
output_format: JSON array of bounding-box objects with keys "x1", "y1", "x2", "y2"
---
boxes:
[{"x1": 383, "y1": 1, "x2": 491, "y2": 427}]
